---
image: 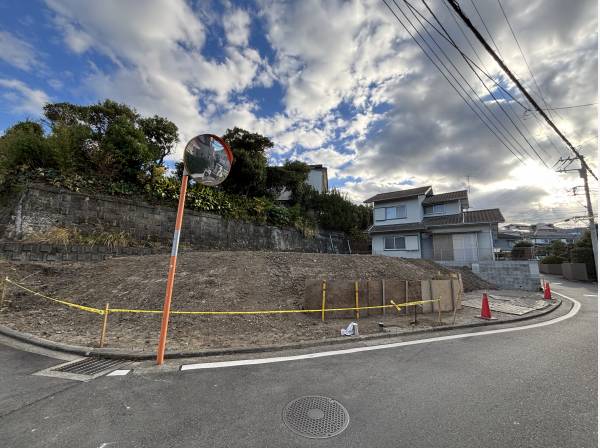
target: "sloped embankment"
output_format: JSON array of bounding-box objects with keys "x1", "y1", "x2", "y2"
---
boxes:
[{"x1": 0, "y1": 251, "x2": 491, "y2": 350}]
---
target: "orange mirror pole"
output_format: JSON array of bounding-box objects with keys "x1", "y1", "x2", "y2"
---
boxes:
[{"x1": 156, "y1": 173, "x2": 189, "y2": 365}]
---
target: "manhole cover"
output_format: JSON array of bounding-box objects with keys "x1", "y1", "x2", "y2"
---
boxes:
[{"x1": 282, "y1": 396, "x2": 349, "y2": 439}]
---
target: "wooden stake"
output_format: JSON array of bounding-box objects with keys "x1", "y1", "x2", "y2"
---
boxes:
[
  {"x1": 321, "y1": 280, "x2": 327, "y2": 322},
  {"x1": 381, "y1": 279, "x2": 386, "y2": 317},
  {"x1": 437, "y1": 297, "x2": 442, "y2": 323},
  {"x1": 452, "y1": 273, "x2": 463, "y2": 325},
  {"x1": 0, "y1": 277, "x2": 7, "y2": 312},
  {"x1": 404, "y1": 280, "x2": 409, "y2": 318},
  {"x1": 354, "y1": 281, "x2": 359, "y2": 320},
  {"x1": 99, "y1": 303, "x2": 109, "y2": 348}
]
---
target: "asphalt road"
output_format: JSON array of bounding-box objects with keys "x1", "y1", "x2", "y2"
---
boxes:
[{"x1": 0, "y1": 277, "x2": 596, "y2": 448}]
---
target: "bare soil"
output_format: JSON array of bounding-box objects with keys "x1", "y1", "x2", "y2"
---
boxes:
[{"x1": 0, "y1": 251, "x2": 494, "y2": 351}]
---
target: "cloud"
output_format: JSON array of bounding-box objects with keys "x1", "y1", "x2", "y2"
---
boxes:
[
  {"x1": 0, "y1": 79, "x2": 50, "y2": 115},
  {"x1": 0, "y1": 31, "x2": 40, "y2": 71},
  {"x1": 31, "y1": 0, "x2": 597, "y2": 224},
  {"x1": 224, "y1": 8, "x2": 251, "y2": 47}
]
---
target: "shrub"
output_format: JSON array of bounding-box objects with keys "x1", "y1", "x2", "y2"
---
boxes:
[
  {"x1": 511, "y1": 240, "x2": 533, "y2": 260},
  {"x1": 540, "y1": 255, "x2": 565, "y2": 264},
  {"x1": 571, "y1": 230, "x2": 597, "y2": 278}
]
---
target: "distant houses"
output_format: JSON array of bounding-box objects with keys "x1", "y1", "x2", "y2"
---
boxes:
[{"x1": 495, "y1": 223, "x2": 585, "y2": 248}]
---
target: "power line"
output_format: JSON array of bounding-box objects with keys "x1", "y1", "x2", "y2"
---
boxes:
[
  {"x1": 524, "y1": 103, "x2": 598, "y2": 113},
  {"x1": 446, "y1": 0, "x2": 598, "y2": 182},
  {"x1": 404, "y1": 0, "x2": 550, "y2": 167},
  {"x1": 400, "y1": 0, "x2": 536, "y2": 163},
  {"x1": 439, "y1": 0, "x2": 565, "y2": 160},
  {"x1": 381, "y1": 0, "x2": 528, "y2": 165},
  {"x1": 496, "y1": 0, "x2": 571, "y2": 157},
  {"x1": 469, "y1": 0, "x2": 503, "y2": 58},
  {"x1": 436, "y1": 0, "x2": 559, "y2": 161}
]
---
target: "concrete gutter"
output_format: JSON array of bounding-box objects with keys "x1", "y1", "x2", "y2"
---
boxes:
[{"x1": 0, "y1": 299, "x2": 562, "y2": 360}]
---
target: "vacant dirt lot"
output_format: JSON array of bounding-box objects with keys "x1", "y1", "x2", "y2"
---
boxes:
[{"x1": 0, "y1": 251, "x2": 494, "y2": 351}]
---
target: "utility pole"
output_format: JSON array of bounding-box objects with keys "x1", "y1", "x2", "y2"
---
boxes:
[
  {"x1": 446, "y1": 0, "x2": 598, "y2": 272},
  {"x1": 556, "y1": 156, "x2": 597, "y2": 273}
]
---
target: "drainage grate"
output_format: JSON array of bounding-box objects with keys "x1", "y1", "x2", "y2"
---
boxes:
[
  {"x1": 53, "y1": 357, "x2": 126, "y2": 376},
  {"x1": 282, "y1": 396, "x2": 349, "y2": 439}
]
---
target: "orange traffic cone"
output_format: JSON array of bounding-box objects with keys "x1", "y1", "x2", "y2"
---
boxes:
[
  {"x1": 544, "y1": 282, "x2": 552, "y2": 300},
  {"x1": 478, "y1": 292, "x2": 494, "y2": 320}
]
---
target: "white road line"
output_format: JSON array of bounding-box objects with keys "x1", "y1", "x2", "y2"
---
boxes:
[
  {"x1": 107, "y1": 369, "x2": 131, "y2": 376},
  {"x1": 181, "y1": 293, "x2": 580, "y2": 371},
  {"x1": 584, "y1": 294, "x2": 597, "y2": 297}
]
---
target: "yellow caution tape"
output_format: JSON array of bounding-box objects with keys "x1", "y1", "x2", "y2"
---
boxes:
[
  {"x1": 5, "y1": 278, "x2": 104, "y2": 315},
  {"x1": 4, "y1": 278, "x2": 440, "y2": 317}
]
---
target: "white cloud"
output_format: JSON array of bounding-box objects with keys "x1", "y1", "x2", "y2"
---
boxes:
[
  {"x1": 0, "y1": 79, "x2": 50, "y2": 115},
  {"x1": 0, "y1": 31, "x2": 40, "y2": 71},
  {"x1": 45, "y1": 0, "x2": 272, "y2": 154},
  {"x1": 224, "y1": 8, "x2": 251, "y2": 47},
  {"x1": 36, "y1": 0, "x2": 597, "y2": 224}
]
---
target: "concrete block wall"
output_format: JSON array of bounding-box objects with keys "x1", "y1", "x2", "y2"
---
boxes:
[
  {"x1": 472, "y1": 260, "x2": 540, "y2": 291},
  {"x1": 1, "y1": 184, "x2": 349, "y2": 254},
  {"x1": 0, "y1": 241, "x2": 167, "y2": 263},
  {"x1": 539, "y1": 263, "x2": 563, "y2": 275},
  {"x1": 561, "y1": 263, "x2": 589, "y2": 281}
]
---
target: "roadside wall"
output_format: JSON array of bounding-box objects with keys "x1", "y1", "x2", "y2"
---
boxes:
[
  {"x1": 539, "y1": 263, "x2": 563, "y2": 275},
  {"x1": 471, "y1": 260, "x2": 540, "y2": 291},
  {"x1": 1, "y1": 184, "x2": 350, "y2": 254},
  {"x1": 561, "y1": 263, "x2": 588, "y2": 281},
  {"x1": 0, "y1": 241, "x2": 167, "y2": 263}
]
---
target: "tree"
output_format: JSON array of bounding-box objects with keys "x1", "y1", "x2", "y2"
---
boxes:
[
  {"x1": 138, "y1": 115, "x2": 179, "y2": 166},
  {"x1": 220, "y1": 127, "x2": 272, "y2": 197},
  {"x1": 571, "y1": 230, "x2": 596, "y2": 278},
  {"x1": 42, "y1": 99, "x2": 178, "y2": 184},
  {"x1": 548, "y1": 240, "x2": 569, "y2": 260},
  {"x1": 266, "y1": 160, "x2": 310, "y2": 199},
  {"x1": 0, "y1": 121, "x2": 54, "y2": 182}
]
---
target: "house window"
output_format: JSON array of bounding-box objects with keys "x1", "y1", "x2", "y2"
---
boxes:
[
  {"x1": 375, "y1": 205, "x2": 407, "y2": 221},
  {"x1": 384, "y1": 236, "x2": 406, "y2": 250},
  {"x1": 424, "y1": 204, "x2": 445, "y2": 215},
  {"x1": 386, "y1": 206, "x2": 407, "y2": 219}
]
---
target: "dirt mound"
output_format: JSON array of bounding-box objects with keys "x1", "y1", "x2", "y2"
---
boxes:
[{"x1": 0, "y1": 251, "x2": 479, "y2": 350}]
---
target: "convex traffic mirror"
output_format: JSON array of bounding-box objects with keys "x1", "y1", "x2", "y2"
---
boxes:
[{"x1": 183, "y1": 134, "x2": 233, "y2": 186}]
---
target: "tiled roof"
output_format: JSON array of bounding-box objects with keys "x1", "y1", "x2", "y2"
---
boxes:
[
  {"x1": 422, "y1": 190, "x2": 468, "y2": 205},
  {"x1": 496, "y1": 232, "x2": 522, "y2": 240},
  {"x1": 363, "y1": 186, "x2": 432, "y2": 203},
  {"x1": 423, "y1": 208, "x2": 504, "y2": 226},
  {"x1": 368, "y1": 223, "x2": 426, "y2": 234}
]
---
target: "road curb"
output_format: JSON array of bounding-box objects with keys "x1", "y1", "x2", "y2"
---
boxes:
[{"x1": 0, "y1": 298, "x2": 562, "y2": 360}]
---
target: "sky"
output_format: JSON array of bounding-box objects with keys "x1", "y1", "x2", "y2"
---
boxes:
[{"x1": 0, "y1": 0, "x2": 597, "y2": 226}]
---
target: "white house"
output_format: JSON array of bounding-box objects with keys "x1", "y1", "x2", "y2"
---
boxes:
[
  {"x1": 364, "y1": 186, "x2": 504, "y2": 262},
  {"x1": 277, "y1": 164, "x2": 328, "y2": 201}
]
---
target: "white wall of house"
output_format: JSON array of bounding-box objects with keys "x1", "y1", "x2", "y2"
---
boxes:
[
  {"x1": 307, "y1": 169, "x2": 327, "y2": 193},
  {"x1": 372, "y1": 233, "x2": 422, "y2": 258},
  {"x1": 372, "y1": 196, "x2": 425, "y2": 225},
  {"x1": 476, "y1": 228, "x2": 494, "y2": 261}
]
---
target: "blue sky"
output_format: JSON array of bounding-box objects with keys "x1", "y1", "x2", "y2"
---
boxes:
[{"x1": 0, "y1": 0, "x2": 597, "y2": 224}]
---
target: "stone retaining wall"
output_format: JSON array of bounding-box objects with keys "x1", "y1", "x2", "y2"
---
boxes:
[
  {"x1": 0, "y1": 241, "x2": 166, "y2": 263},
  {"x1": 1, "y1": 184, "x2": 350, "y2": 254}
]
